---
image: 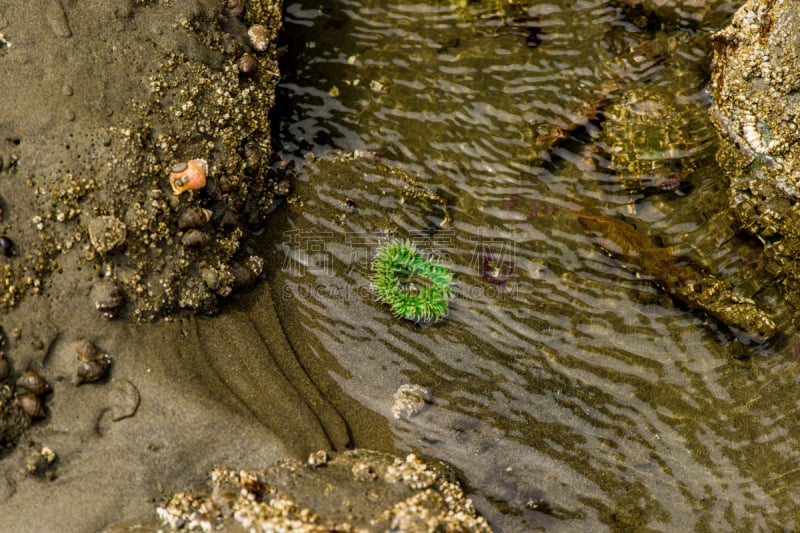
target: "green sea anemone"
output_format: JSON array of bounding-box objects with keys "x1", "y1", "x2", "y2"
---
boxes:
[{"x1": 370, "y1": 239, "x2": 454, "y2": 322}]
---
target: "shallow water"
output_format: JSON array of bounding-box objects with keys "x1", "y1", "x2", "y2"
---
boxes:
[{"x1": 270, "y1": 0, "x2": 800, "y2": 530}]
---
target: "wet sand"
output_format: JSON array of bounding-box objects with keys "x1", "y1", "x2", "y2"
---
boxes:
[{"x1": 0, "y1": 0, "x2": 393, "y2": 529}]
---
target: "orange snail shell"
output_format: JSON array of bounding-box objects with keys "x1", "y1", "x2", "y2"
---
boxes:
[{"x1": 169, "y1": 159, "x2": 208, "y2": 194}]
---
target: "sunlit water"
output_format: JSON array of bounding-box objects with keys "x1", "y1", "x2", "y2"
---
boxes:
[{"x1": 268, "y1": 0, "x2": 800, "y2": 530}]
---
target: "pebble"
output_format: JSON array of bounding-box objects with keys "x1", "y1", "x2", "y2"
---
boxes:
[
  {"x1": 307, "y1": 450, "x2": 327, "y2": 467},
  {"x1": 45, "y1": 0, "x2": 71, "y2": 38},
  {"x1": 248, "y1": 25, "x2": 269, "y2": 53},
  {"x1": 25, "y1": 446, "x2": 57, "y2": 479},
  {"x1": 88, "y1": 215, "x2": 127, "y2": 254}
]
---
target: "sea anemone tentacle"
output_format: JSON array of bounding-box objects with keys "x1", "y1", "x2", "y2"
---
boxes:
[{"x1": 370, "y1": 239, "x2": 454, "y2": 322}]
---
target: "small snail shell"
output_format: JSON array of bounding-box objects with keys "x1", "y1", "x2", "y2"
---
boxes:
[
  {"x1": 242, "y1": 142, "x2": 263, "y2": 171},
  {"x1": 0, "y1": 236, "x2": 14, "y2": 257},
  {"x1": 226, "y1": 0, "x2": 245, "y2": 17},
  {"x1": 230, "y1": 255, "x2": 265, "y2": 290},
  {"x1": 0, "y1": 384, "x2": 12, "y2": 401},
  {"x1": 93, "y1": 279, "x2": 125, "y2": 319},
  {"x1": 15, "y1": 371, "x2": 50, "y2": 396},
  {"x1": 73, "y1": 338, "x2": 98, "y2": 362},
  {"x1": 15, "y1": 393, "x2": 45, "y2": 420},
  {"x1": 248, "y1": 24, "x2": 269, "y2": 53},
  {"x1": 0, "y1": 354, "x2": 10, "y2": 382},
  {"x1": 181, "y1": 229, "x2": 209, "y2": 248},
  {"x1": 178, "y1": 208, "x2": 212, "y2": 230},
  {"x1": 237, "y1": 53, "x2": 259, "y2": 75},
  {"x1": 218, "y1": 209, "x2": 240, "y2": 229},
  {"x1": 75, "y1": 354, "x2": 111, "y2": 386},
  {"x1": 169, "y1": 159, "x2": 208, "y2": 195}
]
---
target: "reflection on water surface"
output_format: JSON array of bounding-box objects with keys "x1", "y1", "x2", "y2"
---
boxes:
[{"x1": 270, "y1": 0, "x2": 800, "y2": 529}]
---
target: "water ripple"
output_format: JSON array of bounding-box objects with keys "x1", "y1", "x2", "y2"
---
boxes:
[{"x1": 272, "y1": 0, "x2": 795, "y2": 530}]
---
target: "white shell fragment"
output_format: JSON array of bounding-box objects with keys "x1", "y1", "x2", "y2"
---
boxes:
[{"x1": 391, "y1": 383, "x2": 432, "y2": 420}]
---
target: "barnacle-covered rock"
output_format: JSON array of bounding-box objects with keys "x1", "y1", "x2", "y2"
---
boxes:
[
  {"x1": 152, "y1": 450, "x2": 492, "y2": 532},
  {"x1": 391, "y1": 383, "x2": 432, "y2": 420},
  {"x1": 578, "y1": 207, "x2": 776, "y2": 342},
  {"x1": 709, "y1": 0, "x2": 800, "y2": 310},
  {"x1": 598, "y1": 89, "x2": 697, "y2": 196},
  {"x1": 0, "y1": 0, "x2": 286, "y2": 320}
]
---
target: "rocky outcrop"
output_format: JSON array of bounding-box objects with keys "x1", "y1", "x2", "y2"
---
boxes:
[
  {"x1": 0, "y1": 0, "x2": 286, "y2": 320},
  {"x1": 709, "y1": 0, "x2": 800, "y2": 309},
  {"x1": 108, "y1": 450, "x2": 492, "y2": 533}
]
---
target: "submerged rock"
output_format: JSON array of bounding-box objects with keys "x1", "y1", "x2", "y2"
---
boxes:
[
  {"x1": 578, "y1": 206, "x2": 776, "y2": 342},
  {"x1": 619, "y1": 1, "x2": 740, "y2": 28}
]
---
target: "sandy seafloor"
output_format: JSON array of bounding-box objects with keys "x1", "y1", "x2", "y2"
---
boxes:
[{"x1": 0, "y1": 1, "x2": 400, "y2": 530}]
